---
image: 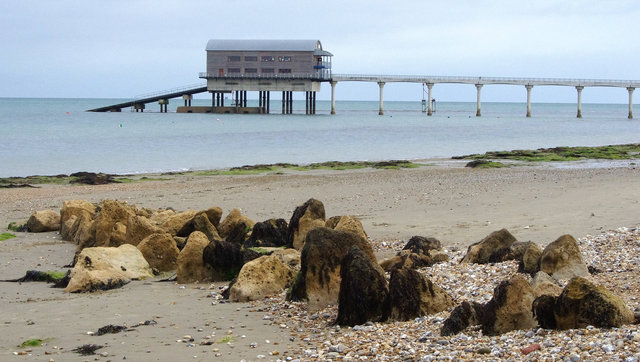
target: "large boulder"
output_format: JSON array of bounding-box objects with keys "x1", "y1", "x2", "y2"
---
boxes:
[
  {"x1": 60, "y1": 200, "x2": 96, "y2": 240},
  {"x1": 72, "y1": 213, "x2": 96, "y2": 247},
  {"x1": 229, "y1": 254, "x2": 296, "y2": 302},
  {"x1": 461, "y1": 229, "x2": 517, "y2": 264},
  {"x1": 271, "y1": 248, "x2": 301, "y2": 269},
  {"x1": 288, "y1": 198, "x2": 326, "y2": 250},
  {"x1": 202, "y1": 238, "x2": 244, "y2": 281},
  {"x1": 27, "y1": 210, "x2": 61, "y2": 232},
  {"x1": 148, "y1": 209, "x2": 176, "y2": 226},
  {"x1": 441, "y1": 301, "x2": 483, "y2": 336},
  {"x1": 388, "y1": 268, "x2": 453, "y2": 321},
  {"x1": 380, "y1": 250, "x2": 443, "y2": 273},
  {"x1": 479, "y1": 274, "x2": 538, "y2": 335},
  {"x1": 540, "y1": 277, "x2": 635, "y2": 330},
  {"x1": 161, "y1": 210, "x2": 197, "y2": 236},
  {"x1": 192, "y1": 212, "x2": 222, "y2": 242},
  {"x1": 137, "y1": 233, "x2": 179, "y2": 272},
  {"x1": 125, "y1": 214, "x2": 164, "y2": 246},
  {"x1": 520, "y1": 242, "x2": 543, "y2": 274},
  {"x1": 203, "y1": 206, "x2": 223, "y2": 228},
  {"x1": 335, "y1": 246, "x2": 389, "y2": 326},
  {"x1": 93, "y1": 200, "x2": 136, "y2": 247},
  {"x1": 244, "y1": 218, "x2": 288, "y2": 248},
  {"x1": 218, "y1": 208, "x2": 255, "y2": 241},
  {"x1": 64, "y1": 244, "x2": 153, "y2": 293},
  {"x1": 176, "y1": 231, "x2": 213, "y2": 283},
  {"x1": 328, "y1": 215, "x2": 368, "y2": 241},
  {"x1": 287, "y1": 227, "x2": 375, "y2": 309},
  {"x1": 539, "y1": 235, "x2": 589, "y2": 281},
  {"x1": 403, "y1": 236, "x2": 442, "y2": 255}
]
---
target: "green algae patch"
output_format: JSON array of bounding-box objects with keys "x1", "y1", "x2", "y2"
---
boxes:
[
  {"x1": 7, "y1": 222, "x2": 26, "y2": 232},
  {"x1": 217, "y1": 336, "x2": 235, "y2": 344},
  {"x1": 0, "y1": 233, "x2": 16, "y2": 241},
  {"x1": 454, "y1": 144, "x2": 640, "y2": 162},
  {"x1": 465, "y1": 160, "x2": 507, "y2": 168}
]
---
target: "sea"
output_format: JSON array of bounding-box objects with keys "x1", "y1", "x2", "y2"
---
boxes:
[{"x1": 1, "y1": 97, "x2": 638, "y2": 178}]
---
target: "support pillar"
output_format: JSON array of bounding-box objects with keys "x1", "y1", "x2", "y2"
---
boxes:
[
  {"x1": 330, "y1": 81, "x2": 337, "y2": 115},
  {"x1": 182, "y1": 94, "x2": 192, "y2": 107},
  {"x1": 243, "y1": 91, "x2": 247, "y2": 107},
  {"x1": 288, "y1": 91, "x2": 293, "y2": 114},
  {"x1": 221, "y1": 93, "x2": 224, "y2": 107},
  {"x1": 211, "y1": 92, "x2": 215, "y2": 111},
  {"x1": 266, "y1": 91, "x2": 270, "y2": 113},
  {"x1": 628, "y1": 87, "x2": 634, "y2": 119},
  {"x1": 305, "y1": 91, "x2": 310, "y2": 115},
  {"x1": 427, "y1": 83, "x2": 433, "y2": 116},
  {"x1": 378, "y1": 82, "x2": 385, "y2": 115},
  {"x1": 576, "y1": 86, "x2": 584, "y2": 118},
  {"x1": 475, "y1": 84, "x2": 483, "y2": 117},
  {"x1": 282, "y1": 91, "x2": 285, "y2": 114},
  {"x1": 525, "y1": 85, "x2": 533, "y2": 118},
  {"x1": 312, "y1": 91, "x2": 316, "y2": 115},
  {"x1": 258, "y1": 91, "x2": 263, "y2": 111},
  {"x1": 235, "y1": 90, "x2": 239, "y2": 110}
]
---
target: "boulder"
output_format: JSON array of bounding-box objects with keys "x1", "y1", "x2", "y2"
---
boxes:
[
  {"x1": 553, "y1": 277, "x2": 634, "y2": 329},
  {"x1": 287, "y1": 227, "x2": 375, "y2": 309},
  {"x1": 161, "y1": 210, "x2": 197, "y2": 236},
  {"x1": 204, "y1": 206, "x2": 223, "y2": 227},
  {"x1": 520, "y1": 243, "x2": 543, "y2": 274},
  {"x1": 229, "y1": 254, "x2": 296, "y2": 302},
  {"x1": 148, "y1": 209, "x2": 176, "y2": 226},
  {"x1": 380, "y1": 250, "x2": 435, "y2": 272},
  {"x1": 176, "y1": 231, "x2": 213, "y2": 283},
  {"x1": 271, "y1": 248, "x2": 301, "y2": 269},
  {"x1": 72, "y1": 213, "x2": 96, "y2": 247},
  {"x1": 64, "y1": 244, "x2": 153, "y2": 293},
  {"x1": 330, "y1": 215, "x2": 368, "y2": 241},
  {"x1": 531, "y1": 271, "x2": 563, "y2": 298},
  {"x1": 288, "y1": 198, "x2": 326, "y2": 250},
  {"x1": 93, "y1": 200, "x2": 136, "y2": 247},
  {"x1": 479, "y1": 274, "x2": 538, "y2": 335},
  {"x1": 388, "y1": 268, "x2": 453, "y2": 321},
  {"x1": 192, "y1": 212, "x2": 222, "y2": 242},
  {"x1": 539, "y1": 235, "x2": 589, "y2": 281},
  {"x1": 441, "y1": 301, "x2": 483, "y2": 336},
  {"x1": 60, "y1": 200, "x2": 96, "y2": 240},
  {"x1": 335, "y1": 246, "x2": 389, "y2": 326},
  {"x1": 137, "y1": 233, "x2": 179, "y2": 272},
  {"x1": 218, "y1": 208, "x2": 255, "y2": 241},
  {"x1": 461, "y1": 229, "x2": 517, "y2": 264},
  {"x1": 202, "y1": 238, "x2": 244, "y2": 281},
  {"x1": 26, "y1": 210, "x2": 61, "y2": 232},
  {"x1": 403, "y1": 236, "x2": 442, "y2": 255},
  {"x1": 244, "y1": 218, "x2": 288, "y2": 248},
  {"x1": 125, "y1": 214, "x2": 164, "y2": 246},
  {"x1": 324, "y1": 216, "x2": 342, "y2": 229}
]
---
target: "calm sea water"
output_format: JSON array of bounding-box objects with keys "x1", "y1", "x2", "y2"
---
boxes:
[{"x1": 0, "y1": 97, "x2": 638, "y2": 177}]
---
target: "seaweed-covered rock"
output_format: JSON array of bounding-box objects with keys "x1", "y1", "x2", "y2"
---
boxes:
[
  {"x1": 388, "y1": 268, "x2": 453, "y2": 321},
  {"x1": 218, "y1": 208, "x2": 255, "y2": 241},
  {"x1": 287, "y1": 227, "x2": 375, "y2": 309},
  {"x1": 202, "y1": 238, "x2": 244, "y2": 281},
  {"x1": 539, "y1": 235, "x2": 589, "y2": 281},
  {"x1": 441, "y1": 301, "x2": 484, "y2": 336},
  {"x1": 288, "y1": 198, "x2": 326, "y2": 250},
  {"x1": 532, "y1": 294, "x2": 558, "y2": 329},
  {"x1": 27, "y1": 210, "x2": 60, "y2": 232},
  {"x1": 245, "y1": 218, "x2": 288, "y2": 248},
  {"x1": 554, "y1": 277, "x2": 634, "y2": 329},
  {"x1": 125, "y1": 215, "x2": 164, "y2": 246},
  {"x1": 229, "y1": 254, "x2": 295, "y2": 302},
  {"x1": 137, "y1": 233, "x2": 179, "y2": 272},
  {"x1": 64, "y1": 244, "x2": 153, "y2": 293},
  {"x1": 520, "y1": 242, "x2": 543, "y2": 274},
  {"x1": 479, "y1": 274, "x2": 537, "y2": 335},
  {"x1": 403, "y1": 236, "x2": 442, "y2": 255},
  {"x1": 176, "y1": 231, "x2": 213, "y2": 283},
  {"x1": 335, "y1": 246, "x2": 389, "y2": 326},
  {"x1": 461, "y1": 229, "x2": 517, "y2": 264},
  {"x1": 380, "y1": 250, "x2": 436, "y2": 272},
  {"x1": 203, "y1": 206, "x2": 223, "y2": 228}
]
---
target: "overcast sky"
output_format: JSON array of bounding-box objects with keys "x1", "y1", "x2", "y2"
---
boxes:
[{"x1": 1, "y1": 0, "x2": 639, "y2": 103}]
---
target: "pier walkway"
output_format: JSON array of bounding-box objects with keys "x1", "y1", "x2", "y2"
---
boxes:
[
  {"x1": 88, "y1": 83, "x2": 207, "y2": 112},
  {"x1": 330, "y1": 74, "x2": 640, "y2": 118}
]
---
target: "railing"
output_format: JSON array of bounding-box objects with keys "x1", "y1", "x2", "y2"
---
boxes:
[
  {"x1": 332, "y1": 74, "x2": 640, "y2": 87},
  {"x1": 132, "y1": 82, "x2": 207, "y2": 100},
  {"x1": 199, "y1": 72, "x2": 332, "y2": 81}
]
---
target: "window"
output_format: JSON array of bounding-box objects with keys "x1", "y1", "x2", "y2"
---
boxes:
[
  {"x1": 278, "y1": 69, "x2": 292, "y2": 74},
  {"x1": 245, "y1": 68, "x2": 257, "y2": 73},
  {"x1": 261, "y1": 68, "x2": 274, "y2": 73},
  {"x1": 228, "y1": 68, "x2": 241, "y2": 73},
  {"x1": 278, "y1": 56, "x2": 291, "y2": 62},
  {"x1": 244, "y1": 56, "x2": 258, "y2": 61},
  {"x1": 227, "y1": 56, "x2": 241, "y2": 62},
  {"x1": 261, "y1": 56, "x2": 275, "y2": 62}
]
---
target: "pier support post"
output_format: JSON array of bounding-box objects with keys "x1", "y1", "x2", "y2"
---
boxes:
[
  {"x1": 475, "y1": 84, "x2": 483, "y2": 117},
  {"x1": 312, "y1": 91, "x2": 316, "y2": 115},
  {"x1": 576, "y1": 86, "x2": 584, "y2": 118},
  {"x1": 282, "y1": 91, "x2": 285, "y2": 114},
  {"x1": 525, "y1": 85, "x2": 533, "y2": 118},
  {"x1": 243, "y1": 91, "x2": 247, "y2": 108},
  {"x1": 378, "y1": 82, "x2": 385, "y2": 115},
  {"x1": 182, "y1": 94, "x2": 192, "y2": 107},
  {"x1": 330, "y1": 81, "x2": 337, "y2": 115},
  {"x1": 427, "y1": 83, "x2": 433, "y2": 116},
  {"x1": 628, "y1": 87, "x2": 635, "y2": 119},
  {"x1": 266, "y1": 91, "x2": 270, "y2": 113}
]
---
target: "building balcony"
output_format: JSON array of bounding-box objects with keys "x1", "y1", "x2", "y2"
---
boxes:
[{"x1": 199, "y1": 72, "x2": 332, "y2": 81}]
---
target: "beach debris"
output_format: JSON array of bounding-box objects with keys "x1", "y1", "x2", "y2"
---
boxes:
[
  {"x1": 2, "y1": 270, "x2": 68, "y2": 284},
  {"x1": 26, "y1": 210, "x2": 60, "y2": 232},
  {"x1": 95, "y1": 324, "x2": 128, "y2": 335}
]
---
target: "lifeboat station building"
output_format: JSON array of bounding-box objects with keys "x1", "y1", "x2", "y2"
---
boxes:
[{"x1": 196, "y1": 39, "x2": 333, "y2": 114}]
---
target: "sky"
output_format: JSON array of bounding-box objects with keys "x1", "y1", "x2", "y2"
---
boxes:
[{"x1": 1, "y1": 0, "x2": 639, "y2": 103}]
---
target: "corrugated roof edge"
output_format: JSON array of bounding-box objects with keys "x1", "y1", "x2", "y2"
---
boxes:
[{"x1": 206, "y1": 39, "x2": 330, "y2": 55}]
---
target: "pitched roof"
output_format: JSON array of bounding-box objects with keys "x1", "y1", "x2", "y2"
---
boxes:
[{"x1": 206, "y1": 39, "x2": 332, "y2": 56}]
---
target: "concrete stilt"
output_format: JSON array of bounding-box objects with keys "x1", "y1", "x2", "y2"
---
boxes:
[
  {"x1": 525, "y1": 85, "x2": 533, "y2": 118},
  {"x1": 427, "y1": 83, "x2": 433, "y2": 116},
  {"x1": 576, "y1": 86, "x2": 584, "y2": 118},
  {"x1": 475, "y1": 84, "x2": 483, "y2": 117},
  {"x1": 312, "y1": 91, "x2": 316, "y2": 114},
  {"x1": 282, "y1": 91, "x2": 285, "y2": 114},
  {"x1": 330, "y1": 81, "x2": 337, "y2": 115},
  {"x1": 288, "y1": 91, "x2": 293, "y2": 114},
  {"x1": 628, "y1": 87, "x2": 635, "y2": 119},
  {"x1": 243, "y1": 91, "x2": 247, "y2": 108},
  {"x1": 183, "y1": 94, "x2": 192, "y2": 107},
  {"x1": 305, "y1": 92, "x2": 309, "y2": 115},
  {"x1": 266, "y1": 91, "x2": 270, "y2": 113},
  {"x1": 378, "y1": 82, "x2": 385, "y2": 115}
]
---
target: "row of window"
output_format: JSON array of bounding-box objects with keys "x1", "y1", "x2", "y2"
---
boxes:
[
  {"x1": 227, "y1": 68, "x2": 292, "y2": 74},
  {"x1": 227, "y1": 56, "x2": 292, "y2": 62}
]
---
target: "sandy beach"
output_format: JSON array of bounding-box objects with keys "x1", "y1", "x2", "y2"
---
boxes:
[{"x1": 1, "y1": 162, "x2": 639, "y2": 361}]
